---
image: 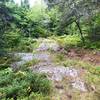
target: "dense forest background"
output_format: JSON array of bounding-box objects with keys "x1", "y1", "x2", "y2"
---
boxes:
[
  {"x1": 0, "y1": 0, "x2": 100, "y2": 53},
  {"x1": 0, "y1": 0, "x2": 100, "y2": 100}
]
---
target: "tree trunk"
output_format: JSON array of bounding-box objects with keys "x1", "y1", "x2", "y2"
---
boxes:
[{"x1": 75, "y1": 21, "x2": 85, "y2": 45}]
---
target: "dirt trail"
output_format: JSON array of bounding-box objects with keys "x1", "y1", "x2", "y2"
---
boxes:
[
  {"x1": 34, "y1": 39, "x2": 89, "y2": 99},
  {"x1": 12, "y1": 39, "x2": 89, "y2": 100},
  {"x1": 66, "y1": 48, "x2": 100, "y2": 66}
]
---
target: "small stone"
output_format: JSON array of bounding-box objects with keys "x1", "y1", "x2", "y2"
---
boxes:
[
  {"x1": 91, "y1": 85, "x2": 96, "y2": 91},
  {"x1": 67, "y1": 93, "x2": 72, "y2": 99},
  {"x1": 55, "y1": 84, "x2": 64, "y2": 89},
  {"x1": 72, "y1": 79, "x2": 87, "y2": 92}
]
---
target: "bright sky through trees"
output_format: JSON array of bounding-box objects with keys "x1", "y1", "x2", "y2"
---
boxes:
[{"x1": 14, "y1": 0, "x2": 43, "y2": 7}]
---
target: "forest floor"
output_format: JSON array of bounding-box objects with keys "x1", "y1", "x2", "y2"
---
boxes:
[{"x1": 12, "y1": 38, "x2": 100, "y2": 100}]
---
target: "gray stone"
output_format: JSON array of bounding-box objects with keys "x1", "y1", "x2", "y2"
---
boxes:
[
  {"x1": 37, "y1": 39, "x2": 60, "y2": 51},
  {"x1": 72, "y1": 79, "x2": 87, "y2": 92}
]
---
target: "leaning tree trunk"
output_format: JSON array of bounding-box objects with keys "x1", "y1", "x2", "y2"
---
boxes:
[{"x1": 75, "y1": 21, "x2": 85, "y2": 45}]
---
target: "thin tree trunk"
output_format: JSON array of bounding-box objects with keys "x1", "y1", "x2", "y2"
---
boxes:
[{"x1": 75, "y1": 21, "x2": 85, "y2": 45}]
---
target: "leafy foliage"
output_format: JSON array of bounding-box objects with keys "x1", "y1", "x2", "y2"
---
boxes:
[
  {"x1": 0, "y1": 0, "x2": 100, "y2": 53},
  {"x1": 0, "y1": 68, "x2": 51, "y2": 100}
]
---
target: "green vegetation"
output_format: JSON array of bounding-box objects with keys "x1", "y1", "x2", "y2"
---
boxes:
[
  {"x1": 16, "y1": 38, "x2": 38, "y2": 52},
  {"x1": 23, "y1": 59, "x2": 40, "y2": 68},
  {"x1": 0, "y1": 0, "x2": 100, "y2": 100},
  {"x1": 0, "y1": 0, "x2": 100, "y2": 52},
  {"x1": 53, "y1": 35, "x2": 100, "y2": 50},
  {"x1": 0, "y1": 68, "x2": 51, "y2": 100}
]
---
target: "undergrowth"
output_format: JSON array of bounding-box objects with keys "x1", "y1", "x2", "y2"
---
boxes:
[
  {"x1": 0, "y1": 68, "x2": 52, "y2": 100},
  {"x1": 52, "y1": 35, "x2": 100, "y2": 50}
]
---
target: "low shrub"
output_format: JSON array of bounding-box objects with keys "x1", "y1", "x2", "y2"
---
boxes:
[
  {"x1": 0, "y1": 64, "x2": 10, "y2": 70},
  {"x1": 0, "y1": 68, "x2": 52, "y2": 100},
  {"x1": 53, "y1": 35, "x2": 100, "y2": 50},
  {"x1": 33, "y1": 26, "x2": 51, "y2": 38},
  {"x1": 17, "y1": 38, "x2": 38, "y2": 52},
  {"x1": 54, "y1": 35, "x2": 81, "y2": 49},
  {"x1": 83, "y1": 40, "x2": 100, "y2": 50},
  {"x1": 28, "y1": 92, "x2": 51, "y2": 100},
  {"x1": 4, "y1": 31, "x2": 21, "y2": 48}
]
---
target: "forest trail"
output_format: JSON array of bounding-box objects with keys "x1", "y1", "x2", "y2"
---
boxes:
[{"x1": 12, "y1": 38, "x2": 89, "y2": 100}]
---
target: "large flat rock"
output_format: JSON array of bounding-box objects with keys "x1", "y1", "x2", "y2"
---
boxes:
[{"x1": 32, "y1": 65, "x2": 87, "y2": 92}]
